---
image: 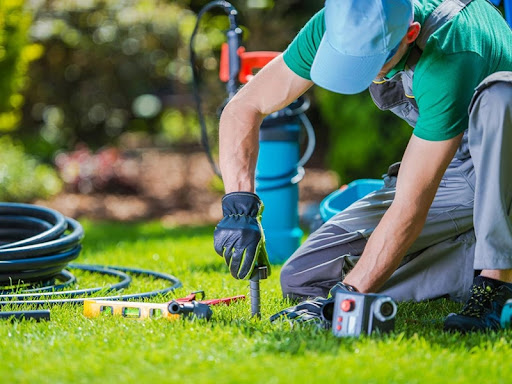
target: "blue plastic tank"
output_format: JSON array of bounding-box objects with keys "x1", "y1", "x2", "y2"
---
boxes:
[
  {"x1": 320, "y1": 179, "x2": 384, "y2": 222},
  {"x1": 255, "y1": 106, "x2": 304, "y2": 264}
]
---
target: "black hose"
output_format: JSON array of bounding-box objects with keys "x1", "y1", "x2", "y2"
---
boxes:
[
  {"x1": 0, "y1": 203, "x2": 182, "y2": 308},
  {"x1": 0, "y1": 203, "x2": 83, "y2": 284},
  {"x1": 0, "y1": 265, "x2": 182, "y2": 307},
  {"x1": 0, "y1": 265, "x2": 131, "y2": 299},
  {"x1": 2, "y1": 269, "x2": 77, "y2": 294},
  {"x1": 190, "y1": 1, "x2": 240, "y2": 178}
]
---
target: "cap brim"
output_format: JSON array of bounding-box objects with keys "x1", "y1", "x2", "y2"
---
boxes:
[{"x1": 311, "y1": 36, "x2": 389, "y2": 95}]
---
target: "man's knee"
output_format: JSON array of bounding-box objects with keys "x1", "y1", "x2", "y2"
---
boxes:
[
  {"x1": 279, "y1": 257, "x2": 300, "y2": 299},
  {"x1": 279, "y1": 262, "x2": 291, "y2": 290}
]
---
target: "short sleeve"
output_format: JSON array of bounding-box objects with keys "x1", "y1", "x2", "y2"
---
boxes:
[
  {"x1": 282, "y1": 9, "x2": 325, "y2": 80},
  {"x1": 413, "y1": 51, "x2": 488, "y2": 141}
]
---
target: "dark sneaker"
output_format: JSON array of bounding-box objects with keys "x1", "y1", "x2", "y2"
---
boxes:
[
  {"x1": 269, "y1": 297, "x2": 334, "y2": 330},
  {"x1": 269, "y1": 283, "x2": 357, "y2": 329},
  {"x1": 444, "y1": 275, "x2": 512, "y2": 333}
]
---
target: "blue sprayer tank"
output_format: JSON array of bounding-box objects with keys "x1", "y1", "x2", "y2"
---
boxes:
[{"x1": 255, "y1": 99, "x2": 307, "y2": 264}]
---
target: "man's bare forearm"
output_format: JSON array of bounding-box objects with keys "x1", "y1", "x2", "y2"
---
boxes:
[
  {"x1": 217, "y1": 55, "x2": 313, "y2": 194},
  {"x1": 219, "y1": 99, "x2": 264, "y2": 193},
  {"x1": 342, "y1": 133, "x2": 463, "y2": 293},
  {"x1": 343, "y1": 199, "x2": 429, "y2": 292}
]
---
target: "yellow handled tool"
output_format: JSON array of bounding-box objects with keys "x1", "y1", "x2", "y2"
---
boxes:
[
  {"x1": 83, "y1": 293, "x2": 244, "y2": 320},
  {"x1": 84, "y1": 299, "x2": 180, "y2": 320}
]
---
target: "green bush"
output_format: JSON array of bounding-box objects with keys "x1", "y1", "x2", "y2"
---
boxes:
[
  {"x1": 159, "y1": 107, "x2": 216, "y2": 146},
  {"x1": 0, "y1": 0, "x2": 43, "y2": 132},
  {"x1": 0, "y1": 0, "x2": 59, "y2": 202},
  {"x1": 18, "y1": 1, "x2": 322, "y2": 156},
  {"x1": 20, "y1": 0, "x2": 226, "y2": 153},
  {"x1": 314, "y1": 87, "x2": 412, "y2": 184},
  {"x1": 0, "y1": 136, "x2": 62, "y2": 202}
]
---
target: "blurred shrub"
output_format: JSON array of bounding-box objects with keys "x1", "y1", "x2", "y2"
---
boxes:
[
  {"x1": 315, "y1": 87, "x2": 411, "y2": 184},
  {"x1": 20, "y1": 0, "x2": 233, "y2": 156},
  {"x1": 0, "y1": 136, "x2": 62, "y2": 201},
  {"x1": 0, "y1": 1, "x2": 57, "y2": 203},
  {"x1": 0, "y1": 0, "x2": 43, "y2": 132},
  {"x1": 159, "y1": 107, "x2": 218, "y2": 145},
  {"x1": 19, "y1": 1, "x2": 322, "y2": 156},
  {"x1": 55, "y1": 145, "x2": 139, "y2": 194}
]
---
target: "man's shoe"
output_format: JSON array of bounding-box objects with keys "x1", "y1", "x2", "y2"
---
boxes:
[
  {"x1": 444, "y1": 275, "x2": 512, "y2": 333},
  {"x1": 269, "y1": 297, "x2": 334, "y2": 330}
]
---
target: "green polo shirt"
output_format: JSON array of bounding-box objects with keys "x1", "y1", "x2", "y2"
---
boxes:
[{"x1": 283, "y1": 0, "x2": 512, "y2": 141}]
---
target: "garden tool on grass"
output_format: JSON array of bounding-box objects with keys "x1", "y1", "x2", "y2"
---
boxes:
[
  {"x1": 269, "y1": 282, "x2": 396, "y2": 337},
  {"x1": 193, "y1": 2, "x2": 316, "y2": 320},
  {"x1": 83, "y1": 292, "x2": 245, "y2": 321},
  {"x1": 250, "y1": 265, "x2": 268, "y2": 318}
]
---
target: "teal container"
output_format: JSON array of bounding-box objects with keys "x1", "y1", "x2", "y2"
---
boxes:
[
  {"x1": 255, "y1": 108, "x2": 304, "y2": 265},
  {"x1": 320, "y1": 179, "x2": 384, "y2": 222},
  {"x1": 501, "y1": 299, "x2": 512, "y2": 329}
]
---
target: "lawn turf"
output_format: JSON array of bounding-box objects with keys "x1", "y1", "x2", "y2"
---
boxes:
[{"x1": 0, "y1": 220, "x2": 510, "y2": 384}]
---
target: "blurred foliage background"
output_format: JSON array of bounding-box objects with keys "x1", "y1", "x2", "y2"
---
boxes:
[
  {"x1": 17, "y1": 0, "x2": 326, "y2": 156},
  {"x1": 0, "y1": 0, "x2": 42, "y2": 132},
  {"x1": 3, "y1": 0, "x2": 507, "y2": 202},
  {"x1": 0, "y1": 0, "x2": 61, "y2": 201}
]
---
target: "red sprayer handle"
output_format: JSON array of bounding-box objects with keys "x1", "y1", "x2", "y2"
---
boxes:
[{"x1": 219, "y1": 43, "x2": 280, "y2": 84}]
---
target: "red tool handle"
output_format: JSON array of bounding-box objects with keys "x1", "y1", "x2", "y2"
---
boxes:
[
  {"x1": 175, "y1": 291, "x2": 205, "y2": 303},
  {"x1": 219, "y1": 43, "x2": 280, "y2": 84},
  {"x1": 174, "y1": 291, "x2": 245, "y2": 306},
  {"x1": 201, "y1": 295, "x2": 246, "y2": 305}
]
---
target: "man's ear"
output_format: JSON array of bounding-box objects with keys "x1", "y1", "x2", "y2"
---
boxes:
[{"x1": 406, "y1": 22, "x2": 421, "y2": 44}]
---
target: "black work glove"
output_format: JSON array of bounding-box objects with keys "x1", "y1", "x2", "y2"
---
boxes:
[
  {"x1": 269, "y1": 283, "x2": 358, "y2": 329},
  {"x1": 214, "y1": 192, "x2": 271, "y2": 280}
]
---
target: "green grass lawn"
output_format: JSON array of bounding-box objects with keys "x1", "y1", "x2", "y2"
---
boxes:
[{"x1": 0, "y1": 221, "x2": 510, "y2": 384}]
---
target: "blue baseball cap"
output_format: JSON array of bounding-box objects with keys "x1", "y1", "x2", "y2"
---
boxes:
[{"x1": 311, "y1": 0, "x2": 413, "y2": 95}]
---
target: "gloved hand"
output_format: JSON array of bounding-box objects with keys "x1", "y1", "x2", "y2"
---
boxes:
[
  {"x1": 269, "y1": 282, "x2": 358, "y2": 329},
  {"x1": 214, "y1": 192, "x2": 271, "y2": 280}
]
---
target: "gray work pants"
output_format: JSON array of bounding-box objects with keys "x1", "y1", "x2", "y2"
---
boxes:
[{"x1": 281, "y1": 72, "x2": 512, "y2": 302}]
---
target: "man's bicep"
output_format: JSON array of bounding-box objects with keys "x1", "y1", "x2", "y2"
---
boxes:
[{"x1": 232, "y1": 54, "x2": 314, "y2": 116}]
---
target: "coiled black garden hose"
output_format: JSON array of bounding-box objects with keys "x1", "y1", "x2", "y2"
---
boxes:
[
  {"x1": 0, "y1": 203, "x2": 83, "y2": 284},
  {"x1": 0, "y1": 203, "x2": 182, "y2": 307}
]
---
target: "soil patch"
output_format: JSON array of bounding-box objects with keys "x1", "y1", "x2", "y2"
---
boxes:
[{"x1": 38, "y1": 150, "x2": 339, "y2": 225}]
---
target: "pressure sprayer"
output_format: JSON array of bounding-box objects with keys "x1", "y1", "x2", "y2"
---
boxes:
[{"x1": 190, "y1": 1, "x2": 315, "y2": 265}]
